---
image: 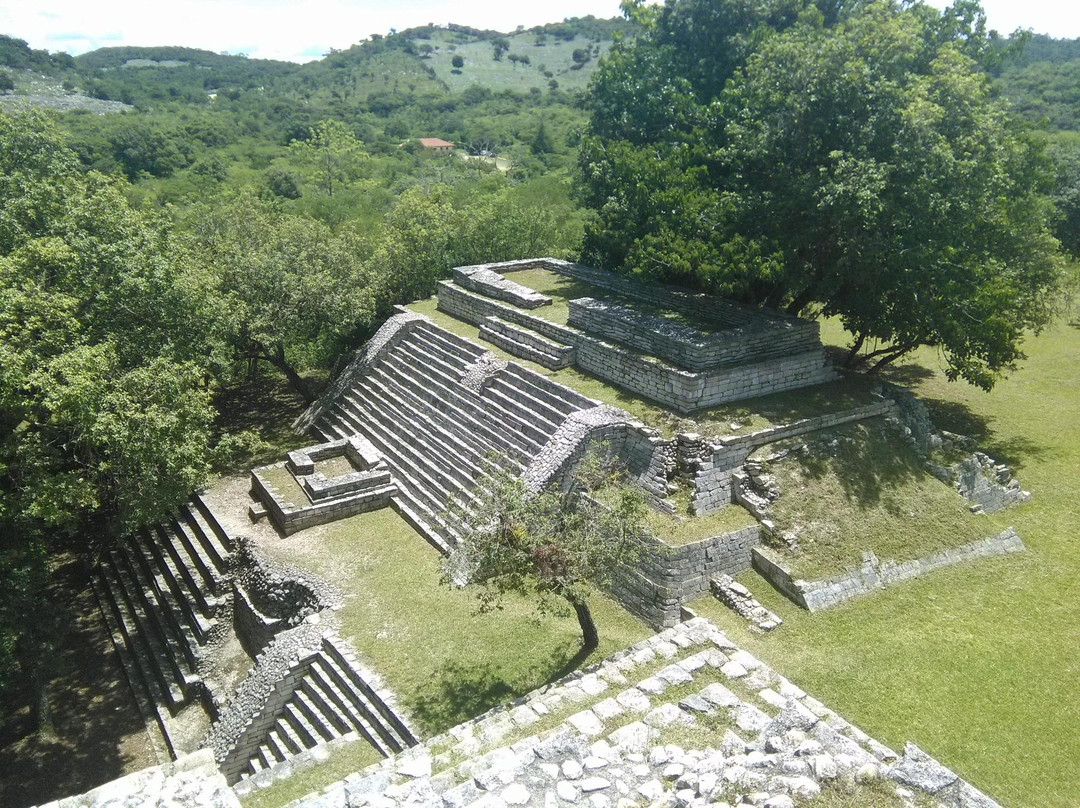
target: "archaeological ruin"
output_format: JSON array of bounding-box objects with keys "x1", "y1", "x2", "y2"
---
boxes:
[{"x1": 55, "y1": 258, "x2": 1029, "y2": 808}]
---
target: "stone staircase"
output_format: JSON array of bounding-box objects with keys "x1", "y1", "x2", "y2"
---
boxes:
[
  {"x1": 313, "y1": 320, "x2": 594, "y2": 551},
  {"x1": 242, "y1": 636, "x2": 417, "y2": 780},
  {"x1": 259, "y1": 617, "x2": 1001, "y2": 808},
  {"x1": 92, "y1": 493, "x2": 234, "y2": 755}
]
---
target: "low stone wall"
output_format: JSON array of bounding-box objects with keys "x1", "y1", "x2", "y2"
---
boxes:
[
  {"x1": 438, "y1": 280, "x2": 834, "y2": 413},
  {"x1": 610, "y1": 525, "x2": 762, "y2": 629},
  {"x1": 250, "y1": 462, "x2": 396, "y2": 536},
  {"x1": 452, "y1": 266, "x2": 551, "y2": 309},
  {"x1": 567, "y1": 296, "x2": 820, "y2": 372},
  {"x1": 690, "y1": 401, "x2": 895, "y2": 514},
  {"x1": 752, "y1": 528, "x2": 1025, "y2": 611},
  {"x1": 30, "y1": 749, "x2": 240, "y2": 808},
  {"x1": 232, "y1": 580, "x2": 285, "y2": 657},
  {"x1": 479, "y1": 316, "x2": 576, "y2": 369},
  {"x1": 232, "y1": 539, "x2": 338, "y2": 629}
]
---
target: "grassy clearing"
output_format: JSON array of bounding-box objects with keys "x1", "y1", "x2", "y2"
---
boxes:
[
  {"x1": 760, "y1": 419, "x2": 1010, "y2": 579},
  {"x1": 265, "y1": 507, "x2": 652, "y2": 735},
  {"x1": 422, "y1": 32, "x2": 610, "y2": 93},
  {"x1": 690, "y1": 314, "x2": 1080, "y2": 808},
  {"x1": 240, "y1": 742, "x2": 382, "y2": 808}
]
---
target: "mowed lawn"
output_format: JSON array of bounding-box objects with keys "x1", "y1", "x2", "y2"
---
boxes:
[{"x1": 691, "y1": 315, "x2": 1080, "y2": 808}]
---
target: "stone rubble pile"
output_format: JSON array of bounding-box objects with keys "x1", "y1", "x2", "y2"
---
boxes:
[
  {"x1": 709, "y1": 575, "x2": 782, "y2": 632},
  {"x1": 281, "y1": 618, "x2": 999, "y2": 808}
]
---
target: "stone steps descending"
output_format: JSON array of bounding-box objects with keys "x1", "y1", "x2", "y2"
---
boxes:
[
  {"x1": 330, "y1": 402, "x2": 468, "y2": 549},
  {"x1": 99, "y1": 549, "x2": 189, "y2": 710},
  {"x1": 93, "y1": 493, "x2": 236, "y2": 740},
  {"x1": 479, "y1": 315, "x2": 576, "y2": 370},
  {"x1": 379, "y1": 347, "x2": 536, "y2": 462},
  {"x1": 501, "y1": 363, "x2": 595, "y2": 415},
  {"x1": 122, "y1": 534, "x2": 209, "y2": 662},
  {"x1": 242, "y1": 637, "x2": 418, "y2": 780},
  {"x1": 413, "y1": 319, "x2": 487, "y2": 364},
  {"x1": 396, "y1": 339, "x2": 554, "y2": 451}
]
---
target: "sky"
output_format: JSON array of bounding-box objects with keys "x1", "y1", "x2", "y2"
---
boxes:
[{"x1": 2, "y1": 0, "x2": 1078, "y2": 64}]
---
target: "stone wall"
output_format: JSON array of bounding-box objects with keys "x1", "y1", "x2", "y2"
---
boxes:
[
  {"x1": 453, "y1": 266, "x2": 552, "y2": 309},
  {"x1": 690, "y1": 401, "x2": 895, "y2": 514},
  {"x1": 438, "y1": 280, "x2": 835, "y2": 414},
  {"x1": 231, "y1": 538, "x2": 338, "y2": 656},
  {"x1": 567, "y1": 297, "x2": 820, "y2": 372},
  {"x1": 31, "y1": 749, "x2": 240, "y2": 808},
  {"x1": 610, "y1": 525, "x2": 762, "y2": 629},
  {"x1": 250, "y1": 462, "x2": 396, "y2": 536},
  {"x1": 205, "y1": 622, "x2": 327, "y2": 783},
  {"x1": 752, "y1": 528, "x2": 1025, "y2": 611}
]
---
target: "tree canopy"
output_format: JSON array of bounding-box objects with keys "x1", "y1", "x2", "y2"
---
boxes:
[
  {"x1": 444, "y1": 454, "x2": 647, "y2": 650},
  {"x1": 580, "y1": 0, "x2": 1063, "y2": 386}
]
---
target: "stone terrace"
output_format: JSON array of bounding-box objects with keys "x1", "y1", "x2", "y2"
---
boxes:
[{"x1": 437, "y1": 259, "x2": 837, "y2": 414}]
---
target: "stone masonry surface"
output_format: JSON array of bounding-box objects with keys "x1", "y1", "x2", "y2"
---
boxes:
[
  {"x1": 752, "y1": 529, "x2": 1025, "y2": 612},
  {"x1": 31, "y1": 748, "x2": 239, "y2": 808},
  {"x1": 277, "y1": 617, "x2": 1001, "y2": 808}
]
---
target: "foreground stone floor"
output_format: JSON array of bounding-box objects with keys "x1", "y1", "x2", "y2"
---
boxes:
[{"x1": 242, "y1": 618, "x2": 997, "y2": 808}]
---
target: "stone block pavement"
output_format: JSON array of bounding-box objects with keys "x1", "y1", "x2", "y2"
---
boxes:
[{"x1": 275, "y1": 618, "x2": 1000, "y2": 808}]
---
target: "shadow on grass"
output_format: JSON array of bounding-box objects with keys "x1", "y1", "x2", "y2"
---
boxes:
[
  {"x1": 0, "y1": 556, "x2": 151, "y2": 808},
  {"x1": 781, "y1": 421, "x2": 925, "y2": 507},
  {"x1": 406, "y1": 641, "x2": 592, "y2": 733}
]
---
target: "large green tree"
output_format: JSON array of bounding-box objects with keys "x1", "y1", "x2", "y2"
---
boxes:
[
  {"x1": 580, "y1": 0, "x2": 1062, "y2": 387},
  {"x1": 0, "y1": 111, "x2": 215, "y2": 730},
  {"x1": 444, "y1": 454, "x2": 647, "y2": 650}
]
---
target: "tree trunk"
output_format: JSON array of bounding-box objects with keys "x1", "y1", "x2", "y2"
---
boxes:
[
  {"x1": 261, "y1": 343, "x2": 316, "y2": 403},
  {"x1": 568, "y1": 594, "x2": 599, "y2": 651}
]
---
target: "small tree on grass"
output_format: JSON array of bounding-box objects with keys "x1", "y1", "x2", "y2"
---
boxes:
[{"x1": 444, "y1": 454, "x2": 647, "y2": 650}]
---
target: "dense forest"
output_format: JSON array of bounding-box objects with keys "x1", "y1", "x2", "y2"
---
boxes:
[{"x1": 0, "y1": 0, "x2": 1078, "y2": 775}]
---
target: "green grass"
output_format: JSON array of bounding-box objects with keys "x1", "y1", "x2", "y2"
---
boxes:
[
  {"x1": 645, "y1": 503, "x2": 758, "y2": 547},
  {"x1": 422, "y1": 31, "x2": 611, "y2": 93},
  {"x1": 761, "y1": 419, "x2": 1010, "y2": 579},
  {"x1": 240, "y1": 742, "x2": 382, "y2": 808},
  {"x1": 689, "y1": 314, "x2": 1080, "y2": 808},
  {"x1": 263, "y1": 507, "x2": 652, "y2": 735},
  {"x1": 257, "y1": 464, "x2": 307, "y2": 507}
]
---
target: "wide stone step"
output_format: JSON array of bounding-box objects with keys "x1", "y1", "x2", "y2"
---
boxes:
[
  {"x1": 152, "y1": 523, "x2": 218, "y2": 618},
  {"x1": 306, "y1": 658, "x2": 396, "y2": 758},
  {"x1": 315, "y1": 644, "x2": 413, "y2": 753},
  {"x1": 480, "y1": 317, "x2": 576, "y2": 370},
  {"x1": 501, "y1": 363, "x2": 594, "y2": 415},
  {"x1": 354, "y1": 373, "x2": 490, "y2": 489},
  {"x1": 178, "y1": 500, "x2": 233, "y2": 586},
  {"x1": 300, "y1": 676, "x2": 353, "y2": 735},
  {"x1": 392, "y1": 342, "x2": 547, "y2": 456},
  {"x1": 334, "y1": 399, "x2": 473, "y2": 521},
  {"x1": 379, "y1": 350, "x2": 535, "y2": 462},
  {"x1": 190, "y1": 493, "x2": 236, "y2": 559},
  {"x1": 480, "y1": 384, "x2": 562, "y2": 442},
  {"x1": 328, "y1": 406, "x2": 464, "y2": 549},
  {"x1": 128, "y1": 529, "x2": 214, "y2": 645},
  {"x1": 122, "y1": 535, "x2": 210, "y2": 657},
  {"x1": 91, "y1": 571, "x2": 175, "y2": 759},
  {"x1": 168, "y1": 515, "x2": 225, "y2": 604},
  {"x1": 101, "y1": 551, "x2": 187, "y2": 710},
  {"x1": 414, "y1": 320, "x2": 486, "y2": 364}
]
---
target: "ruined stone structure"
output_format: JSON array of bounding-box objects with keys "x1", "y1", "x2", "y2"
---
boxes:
[
  {"x1": 76, "y1": 258, "x2": 1028, "y2": 808},
  {"x1": 437, "y1": 259, "x2": 837, "y2": 413}
]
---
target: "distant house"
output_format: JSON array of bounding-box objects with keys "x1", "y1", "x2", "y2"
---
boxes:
[{"x1": 418, "y1": 137, "x2": 455, "y2": 152}]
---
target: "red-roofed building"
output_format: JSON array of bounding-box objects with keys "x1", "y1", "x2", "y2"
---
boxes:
[{"x1": 417, "y1": 137, "x2": 455, "y2": 152}]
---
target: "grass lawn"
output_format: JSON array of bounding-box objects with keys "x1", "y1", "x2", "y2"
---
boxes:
[
  {"x1": 760, "y1": 418, "x2": 1011, "y2": 579},
  {"x1": 690, "y1": 314, "x2": 1080, "y2": 808},
  {"x1": 265, "y1": 507, "x2": 652, "y2": 735}
]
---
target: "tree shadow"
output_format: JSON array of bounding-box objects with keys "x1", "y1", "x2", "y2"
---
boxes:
[
  {"x1": 0, "y1": 556, "x2": 152, "y2": 808},
  {"x1": 774, "y1": 421, "x2": 925, "y2": 508},
  {"x1": 405, "y1": 640, "x2": 592, "y2": 734}
]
